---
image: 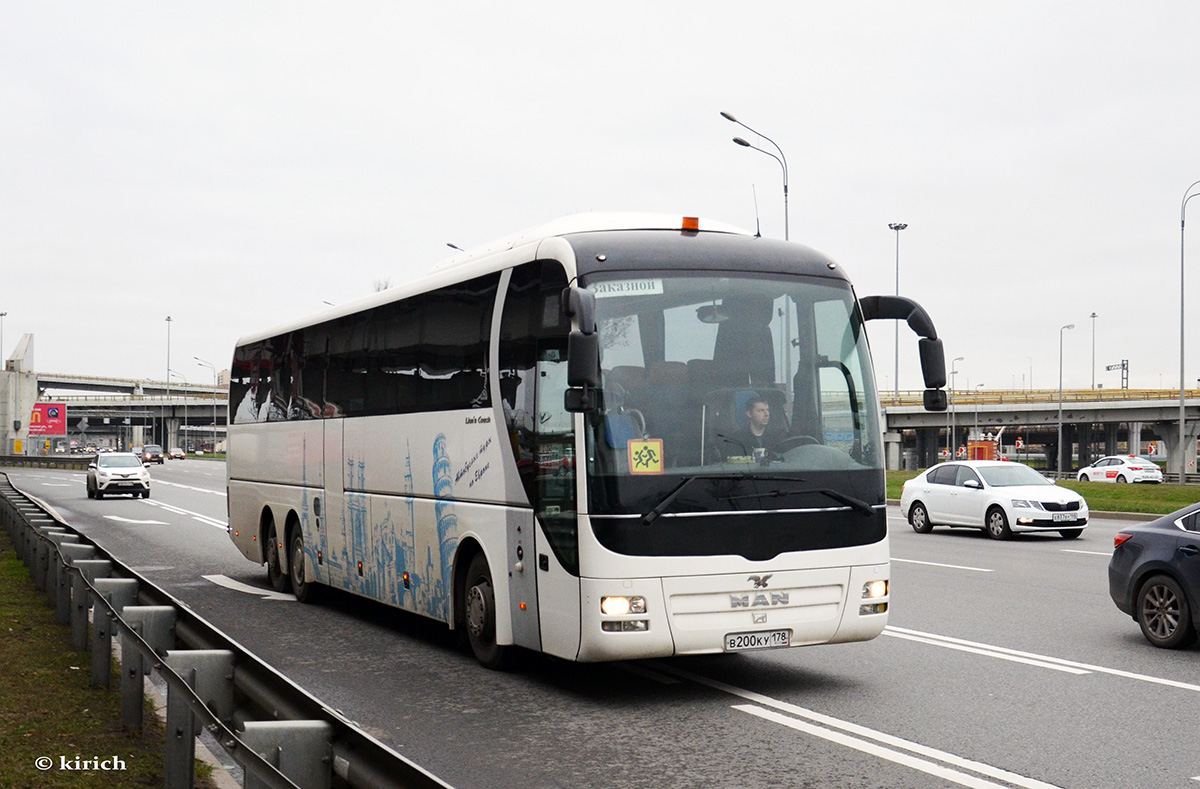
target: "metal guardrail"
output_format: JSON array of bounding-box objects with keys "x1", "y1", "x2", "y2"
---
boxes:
[
  {"x1": 0, "y1": 473, "x2": 451, "y2": 789},
  {"x1": 880, "y1": 388, "x2": 1200, "y2": 407},
  {"x1": 0, "y1": 454, "x2": 93, "y2": 470}
]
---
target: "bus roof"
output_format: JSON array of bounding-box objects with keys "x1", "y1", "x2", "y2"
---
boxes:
[{"x1": 232, "y1": 213, "x2": 848, "y2": 348}]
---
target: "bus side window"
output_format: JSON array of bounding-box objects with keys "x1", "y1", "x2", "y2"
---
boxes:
[{"x1": 498, "y1": 261, "x2": 570, "y2": 506}]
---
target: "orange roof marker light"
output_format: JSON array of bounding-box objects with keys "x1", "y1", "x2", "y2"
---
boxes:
[{"x1": 681, "y1": 216, "x2": 700, "y2": 232}]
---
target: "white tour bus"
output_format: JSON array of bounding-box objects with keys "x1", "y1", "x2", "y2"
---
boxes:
[{"x1": 226, "y1": 214, "x2": 947, "y2": 668}]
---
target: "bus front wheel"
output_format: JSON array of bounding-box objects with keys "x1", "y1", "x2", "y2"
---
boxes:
[{"x1": 463, "y1": 553, "x2": 513, "y2": 670}]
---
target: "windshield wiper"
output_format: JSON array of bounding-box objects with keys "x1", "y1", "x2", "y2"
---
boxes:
[
  {"x1": 640, "y1": 474, "x2": 809, "y2": 525},
  {"x1": 725, "y1": 487, "x2": 877, "y2": 517}
]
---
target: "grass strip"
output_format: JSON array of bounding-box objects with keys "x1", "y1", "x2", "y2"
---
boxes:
[{"x1": 0, "y1": 526, "x2": 184, "y2": 787}]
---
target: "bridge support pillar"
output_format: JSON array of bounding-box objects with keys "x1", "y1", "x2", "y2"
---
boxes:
[
  {"x1": 1152, "y1": 420, "x2": 1200, "y2": 479},
  {"x1": 915, "y1": 427, "x2": 939, "y2": 469},
  {"x1": 1077, "y1": 424, "x2": 1094, "y2": 468},
  {"x1": 1104, "y1": 423, "x2": 1120, "y2": 456},
  {"x1": 1128, "y1": 422, "x2": 1143, "y2": 455}
]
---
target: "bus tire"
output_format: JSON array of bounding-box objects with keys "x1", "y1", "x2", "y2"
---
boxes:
[
  {"x1": 464, "y1": 553, "x2": 513, "y2": 670},
  {"x1": 266, "y1": 519, "x2": 291, "y2": 593},
  {"x1": 289, "y1": 526, "x2": 321, "y2": 604}
]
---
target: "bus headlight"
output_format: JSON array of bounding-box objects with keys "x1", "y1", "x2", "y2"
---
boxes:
[
  {"x1": 600, "y1": 596, "x2": 646, "y2": 616},
  {"x1": 861, "y1": 580, "x2": 888, "y2": 600}
]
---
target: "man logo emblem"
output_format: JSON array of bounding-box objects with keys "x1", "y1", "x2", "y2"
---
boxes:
[{"x1": 748, "y1": 574, "x2": 772, "y2": 588}]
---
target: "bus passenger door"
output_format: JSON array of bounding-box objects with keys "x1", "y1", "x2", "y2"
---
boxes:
[
  {"x1": 532, "y1": 355, "x2": 582, "y2": 660},
  {"x1": 320, "y1": 419, "x2": 348, "y2": 589},
  {"x1": 497, "y1": 260, "x2": 581, "y2": 660}
]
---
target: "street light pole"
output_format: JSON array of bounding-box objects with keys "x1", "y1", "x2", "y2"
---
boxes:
[
  {"x1": 1058, "y1": 323, "x2": 1075, "y2": 474},
  {"x1": 195, "y1": 356, "x2": 217, "y2": 455},
  {"x1": 1090, "y1": 312, "x2": 1097, "y2": 390},
  {"x1": 974, "y1": 383, "x2": 985, "y2": 458},
  {"x1": 889, "y1": 222, "x2": 908, "y2": 399},
  {"x1": 721, "y1": 111, "x2": 789, "y2": 240},
  {"x1": 165, "y1": 316, "x2": 172, "y2": 449},
  {"x1": 1180, "y1": 181, "x2": 1200, "y2": 483},
  {"x1": 170, "y1": 370, "x2": 187, "y2": 451},
  {"x1": 949, "y1": 356, "x2": 964, "y2": 459},
  {"x1": 0, "y1": 311, "x2": 7, "y2": 368}
]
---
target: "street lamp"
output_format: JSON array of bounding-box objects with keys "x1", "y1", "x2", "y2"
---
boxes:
[
  {"x1": 1179, "y1": 180, "x2": 1200, "y2": 483},
  {"x1": 170, "y1": 370, "x2": 187, "y2": 451},
  {"x1": 1026, "y1": 356, "x2": 1033, "y2": 392},
  {"x1": 889, "y1": 222, "x2": 908, "y2": 399},
  {"x1": 1090, "y1": 312, "x2": 1098, "y2": 390},
  {"x1": 195, "y1": 356, "x2": 218, "y2": 455},
  {"x1": 721, "y1": 111, "x2": 789, "y2": 240},
  {"x1": 1058, "y1": 323, "x2": 1075, "y2": 474},
  {"x1": 949, "y1": 356, "x2": 964, "y2": 459},
  {"x1": 165, "y1": 316, "x2": 173, "y2": 449},
  {"x1": 0, "y1": 311, "x2": 6, "y2": 368},
  {"x1": 974, "y1": 383, "x2": 986, "y2": 456}
]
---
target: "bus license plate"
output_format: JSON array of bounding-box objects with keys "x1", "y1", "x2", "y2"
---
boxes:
[
  {"x1": 1052, "y1": 513, "x2": 1074, "y2": 522},
  {"x1": 724, "y1": 629, "x2": 792, "y2": 652}
]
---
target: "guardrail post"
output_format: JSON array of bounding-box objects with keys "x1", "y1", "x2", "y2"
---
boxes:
[
  {"x1": 164, "y1": 665, "x2": 197, "y2": 789},
  {"x1": 123, "y1": 606, "x2": 177, "y2": 662},
  {"x1": 162, "y1": 650, "x2": 235, "y2": 789},
  {"x1": 92, "y1": 578, "x2": 139, "y2": 689},
  {"x1": 121, "y1": 619, "x2": 145, "y2": 730},
  {"x1": 43, "y1": 531, "x2": 80, "y2": 607},
  {"x1": 34, "y1": 528, "x2": 68, "y2": 591},
  {"x1": 70, "y1": 559, "x2": 111, "y2": 651},
  {"x1": 55, "y1": 542, "x2": 94, "y2": 620},
  {"x1": 240, "y1": 720, "x2": 333, "y2": 789},
  {"x1": 58, "y1": 543, "x2": 96, "y2": 632},
  {"x1": 23, "y1": 516, "x2": 55, "y2": 563}
]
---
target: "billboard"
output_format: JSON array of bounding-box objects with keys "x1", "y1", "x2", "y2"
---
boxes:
[{"x1": 28, "y1": 403, "x2": 67, "y2": 436}]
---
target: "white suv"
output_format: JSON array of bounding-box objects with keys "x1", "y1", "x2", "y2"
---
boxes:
[{"x1": 86, "y1": 452, "x2": 151, "y2": 499}]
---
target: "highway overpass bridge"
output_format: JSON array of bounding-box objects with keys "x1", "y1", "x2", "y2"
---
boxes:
[
  {"x1": 2, "y1": 335, "x2": 228, "y2": 454},
  {"x1": 883, "y1": 388, "x2": 1200, "y2": 476}
]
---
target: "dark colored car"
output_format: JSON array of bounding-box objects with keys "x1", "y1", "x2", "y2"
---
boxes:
[
  {"x1": 1108, "y1": 503, "x2": 1200, "y2": 648},
  {"x1": 140, "y1": 444, "x2": 165, "y2": 464}
]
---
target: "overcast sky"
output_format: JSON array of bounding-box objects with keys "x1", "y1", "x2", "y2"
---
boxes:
[{"x1": 3, "y1": 2, "x2": 1199, "y2": 394}]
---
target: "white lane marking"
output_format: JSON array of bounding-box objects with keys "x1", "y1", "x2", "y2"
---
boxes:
[
  {"x1": 140, "y1": 499, "x2": 227, "y2": 530},
  {"x1": 202, "y1": 574, "x2": 295, "y2": 601},
  {"x1": 153, "y1": 479, "x2": 226, "y2": 497},
  {"x1": 1061, "y1": 549, "x2": 1111, "y2": 557},
  {"x1": 38, "y1": 483, "x2": 73, "y2": 488},
  {"x1": 657, "y1": 664, "x2": 1061, "y2": 789},
  {"x1": 103, "y1": 516, "x2": 169, "y2": 525},
  {"x1": 883, "y1": 629, "x2": 1089, "y2": 675},
  {"x1": 735, "y1": 704, "x2": 1052, "y2": 789},
  {"x1": 892, "y1": 557, "x2": 993, "y2": 572},
  {"x1": 887, "y1": 627, "x2": 1200, "y2": 693}
]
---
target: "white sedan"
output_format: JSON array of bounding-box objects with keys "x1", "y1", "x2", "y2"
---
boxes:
[
  {"x1": 900, "y1": 460, "x2": 1089, "y2": 540},
  {"x1": 1076, "y1": 455, "x2": 1163, "y2": 484}
]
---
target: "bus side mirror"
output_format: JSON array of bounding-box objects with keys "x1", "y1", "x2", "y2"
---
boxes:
[
  {"x1": 567, "y1": 331, "x2": 600, "y2": 389},
  {"x1": 923, "y1": 389, "x2": 947, "y2": 411},
  {"x1": 919, "y1": 337, "x2": 946, "y2": 389}
]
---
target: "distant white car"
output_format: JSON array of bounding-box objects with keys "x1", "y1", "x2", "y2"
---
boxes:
[
  {"x1": 900, "y1": 460, "x2": 1089, "y2": 540},
  {"x1": 1076, "y1": 455, "x2": 1163, "y2": 484}
]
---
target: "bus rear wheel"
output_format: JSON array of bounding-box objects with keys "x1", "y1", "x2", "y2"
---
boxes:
[
  {"x1": 265, "y1": 520, "x2": 290, "y2": 593},
  {"x1": 463, "y1": 553, "x2": 513, "y2": 670}
]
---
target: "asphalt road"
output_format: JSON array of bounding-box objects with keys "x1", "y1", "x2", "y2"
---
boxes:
[{"x1": 7, "y1": 461, "x2": 1200, "y2": 789}]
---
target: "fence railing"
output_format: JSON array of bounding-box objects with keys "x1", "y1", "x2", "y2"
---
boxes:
[{"x1": 0, "y1": 473, "x2": 451, "y2": 789}]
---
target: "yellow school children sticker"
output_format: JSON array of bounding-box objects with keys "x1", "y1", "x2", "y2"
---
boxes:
[{"x1": 628, "y1": 439, "x2": 664, "y2": 474}]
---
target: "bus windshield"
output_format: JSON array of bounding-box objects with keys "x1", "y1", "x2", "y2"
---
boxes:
[{"x1": 583, "y1": 271, "x2": 882, "y2": 522}]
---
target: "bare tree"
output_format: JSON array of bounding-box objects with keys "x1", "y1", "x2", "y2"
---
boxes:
[{"x1": 373, "y1": 277, "x2": 391, "y2": 292}]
